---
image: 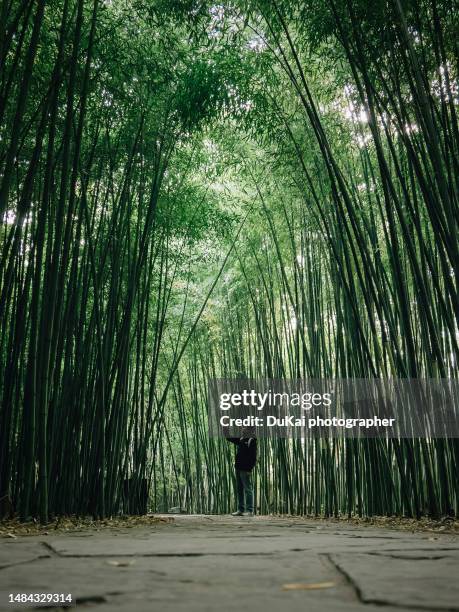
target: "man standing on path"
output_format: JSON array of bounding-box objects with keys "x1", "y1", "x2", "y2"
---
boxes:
[{"x1": 226, "y1": 430, "x2": 257, "y2": 516}]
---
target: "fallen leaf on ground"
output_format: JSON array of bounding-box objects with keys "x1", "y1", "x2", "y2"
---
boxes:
[
  {"x1": 282, "y1": 581, "x2": 335, "y2": 591},
  {"x1": 107, "y1": 560, "x2": 136, "y2": 567},
  {"x1": 0, "y1": 514, "x2": 174, "y2": 538},
  {"x1": 276, "y1": 515, "x2": 459, "y2": 534}
]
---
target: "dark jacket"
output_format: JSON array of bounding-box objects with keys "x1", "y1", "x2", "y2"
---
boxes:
[{"x1": 227, "y1": 437, "x2": 257, "y2": 471}]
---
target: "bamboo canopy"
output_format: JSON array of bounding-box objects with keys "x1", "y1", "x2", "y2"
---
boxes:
[{"x1": 0, "y1": 0, "x2": 457, "y2": 522}]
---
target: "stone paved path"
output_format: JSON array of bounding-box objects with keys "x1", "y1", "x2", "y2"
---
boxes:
[{"x1": 1, "y1": 515, "x2": 458, "y2": 611}]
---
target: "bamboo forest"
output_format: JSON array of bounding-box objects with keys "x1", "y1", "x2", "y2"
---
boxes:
[{"x1": 0, "y1": 0, "x2": 458, "y2": 525}]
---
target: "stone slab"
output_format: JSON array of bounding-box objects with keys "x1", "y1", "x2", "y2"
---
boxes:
[
  {"x1": 46, "y1": 529, "x2": 459, "y2": 557},
  {"x1": 331, "y1": 552, "x2": 459, "y2": 610},
  {"x1": 0, "y1": 541, "x2": 50, "y2": 569}
]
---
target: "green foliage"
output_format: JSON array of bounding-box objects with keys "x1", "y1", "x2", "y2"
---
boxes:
[{"x1": 1, "y1": 0, "x2": 457, "y2": 521}]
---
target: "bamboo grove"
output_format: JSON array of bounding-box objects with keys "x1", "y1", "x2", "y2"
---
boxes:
[{"x1": 1, "y1": 0, "x2": 458, "y2": 522}]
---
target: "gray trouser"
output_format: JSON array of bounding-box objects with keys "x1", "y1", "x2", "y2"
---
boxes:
[{"x1": 236, "y1": 469, "x2": 254, "y2": 512}]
